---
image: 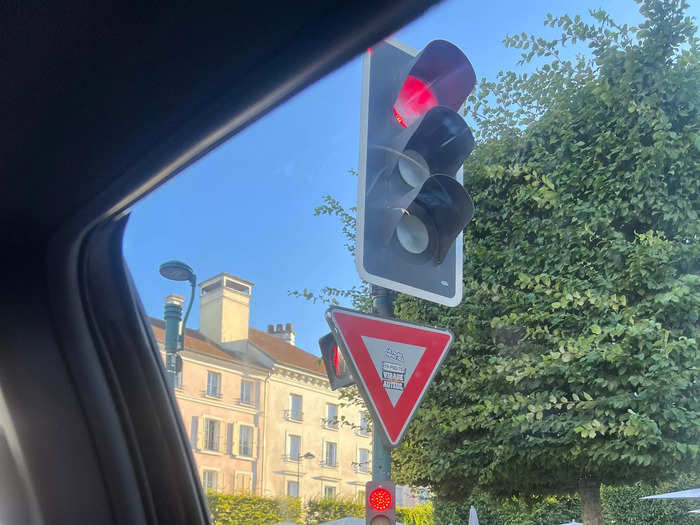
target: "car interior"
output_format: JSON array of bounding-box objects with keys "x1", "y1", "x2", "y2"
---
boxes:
[{"x1": 0, "y1": 2, "x2": 439, "y2": 523}]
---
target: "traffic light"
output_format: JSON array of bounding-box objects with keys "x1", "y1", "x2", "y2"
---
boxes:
[
  {"x1": 356, "y1": 39, "x2": 477, "y2": 307},
  {"x1": 365, "y1": 480, "x2": 396, "y2": 525},
  {"x1": 319, "y1": 332, "x2": 354, "y2": 390}
]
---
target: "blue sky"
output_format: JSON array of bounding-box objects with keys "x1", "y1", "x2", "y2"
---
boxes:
[{"x1": 124, "y1": 0, "x2": 698, "y2": 353}]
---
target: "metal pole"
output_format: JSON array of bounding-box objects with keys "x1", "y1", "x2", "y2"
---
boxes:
[
  {"x1": 371, "y1": 284, "x2": 395, "y2": 482},
  {"x1": 163, "y1": 297, "x2": 183, "y2": 390}
]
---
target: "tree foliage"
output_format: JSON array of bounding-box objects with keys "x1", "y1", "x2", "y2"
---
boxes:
[
  {"x1": 393, "y1": 0, "x2": 699, "y2": 512},
  {"x1": 433, "y1": 473, "x2": 699, "y2": 525},
  {"x1": 303, "y1": 496, "x2": 363, "y2": 525}
]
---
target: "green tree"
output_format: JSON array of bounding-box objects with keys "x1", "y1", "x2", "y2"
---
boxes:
[{"x1": 392, "y1": 2, "x2": 699, "y2": 524}]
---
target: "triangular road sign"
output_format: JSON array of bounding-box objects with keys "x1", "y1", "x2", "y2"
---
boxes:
[{"x1": 325, "y1": 306, "x2": 453, "y2": 447}]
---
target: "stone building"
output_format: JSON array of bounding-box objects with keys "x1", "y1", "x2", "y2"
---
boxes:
[{"x1": 155, "y1": 272, "x2": 372, "y2": 500}]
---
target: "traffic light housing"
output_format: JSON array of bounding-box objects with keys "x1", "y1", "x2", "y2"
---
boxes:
[
  {"x1": 356, "y1": 39, "x2": 476, "y2": 306},
  {"x1": 365, "y1": 480, "x2": 396, "y2": 525},
  {"x1": 319, "y1": 332, "x2": 354, "y2": 390}
]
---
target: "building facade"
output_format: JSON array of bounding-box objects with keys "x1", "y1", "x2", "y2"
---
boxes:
[
  {"x1": 155, "y1": 272, "x2": 372, "y2": 501},
  {"x1": 154, "y1": 316, "x2": 269, "y2": 495},
  {"x1": 252, "y1": 327, "x2": 372, "y2": 501}
]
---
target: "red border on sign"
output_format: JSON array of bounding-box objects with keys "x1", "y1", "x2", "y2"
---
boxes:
[{"x1": 331, "y1": 311, "x2": 452, "y2": 444}]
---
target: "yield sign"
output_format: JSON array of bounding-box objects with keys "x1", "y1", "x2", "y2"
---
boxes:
[{"x1": 325, "y1": 306, "x2": 453, "y2": 447}]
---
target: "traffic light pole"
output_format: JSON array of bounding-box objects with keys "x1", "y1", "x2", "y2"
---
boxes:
[{"x1": 371, "y1": 285, "x2": 394, "y2": 481}]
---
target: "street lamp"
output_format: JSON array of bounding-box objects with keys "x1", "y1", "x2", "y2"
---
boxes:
[
  {"x1": 296, "y1": 451, "x2": 315, "y2": 498},
  {"x1": 159, "y1": 260, "x2": 196, "y2": 389}
]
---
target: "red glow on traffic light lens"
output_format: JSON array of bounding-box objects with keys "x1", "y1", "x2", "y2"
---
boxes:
[
  {"x1": 369, "y1": 488, "x2": 392, "y2": 511},
  {"x1": 333, "y1": 346, "x2": 340, "y2": 376},
  {"x1": 393, "y1": 75, "x2": 438, "y2": 128}
]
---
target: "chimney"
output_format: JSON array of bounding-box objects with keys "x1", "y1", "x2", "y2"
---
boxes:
[
  {"x1": 269, "y1": 322, "x2": 295, "y2": 346},
  {"x1": 198, "y1": 273, "x2": 254, "y2": 343}
]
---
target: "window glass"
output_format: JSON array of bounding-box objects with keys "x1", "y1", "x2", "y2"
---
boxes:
[
  {"x1": 324, "y1": 486, "x2": 337, "y2": 498},
  {"x1": 326, "y1": 403, "x2": 338, "y2": 429},
  {"x1": 239, "y1": 425, "x2": 253, "y2": 457},
  {"x1": 202, "y1": 470, "x2": 218, "y2": 491},
  {"x1": 325, "y1": 442, "x2": 337, "y2": 467},
  {"x1": 359, "y1": 448, "x2": 370, "y2": 473},
  {"x1": 359, "y1": 412, "x2": 370, "y2": 435},
  {"x1": 287, "y1": 480, "x2": 299, "y2": 498},
  {"x1": 288, "y1": 435, "x2": 300, "y2": 460},
  {"x1": 240, "y1": 380, "x2": 253, "y2": 405},
  {"x1": 206, "y1": 372, "x2": 221, "y2": 397},
  {"x1": 290, "y1": 394, "x2": 302, "y2": 421},
  {"x1": 236, "y1": 473, "x2": 252, "y2": 494},
  {"x1": 204, "y1": 419, "x2": 220, "y2": 451}
]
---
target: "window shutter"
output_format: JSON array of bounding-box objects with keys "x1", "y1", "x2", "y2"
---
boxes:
[
  {"x1": 226, "y1": 423, "x2": 234, "y2": 456},
  {"x1": 251, "y1": 427, "x2": 258, "y2": 458},
  {"x1": 233, "y1": 422, "x2": 240, "y2": 455},
  {"x1": 197, "y1": 415, "x2": 205, "y2": 450},
  {"x1": 218, "y1": 421, "x2": 225, "y2": 452},
  {"x1": 254, "y1": 380, "x2": 261, "y2": 408},
  {"x1": 190, "y1": 416, "x2": 199, "y2": 450}
]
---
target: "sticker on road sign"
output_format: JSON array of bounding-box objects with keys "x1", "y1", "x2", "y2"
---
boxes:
[{"x1": 325, "y1": 306, "x2": 453, "y2": 447}]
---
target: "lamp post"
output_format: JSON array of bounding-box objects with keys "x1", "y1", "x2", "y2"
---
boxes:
[
  {"x1": 296, "y1": 451, "x2": 315, "y2": 498},
  {"x1": 159, "y1": 260, "x2": 196, "y2": 389}
]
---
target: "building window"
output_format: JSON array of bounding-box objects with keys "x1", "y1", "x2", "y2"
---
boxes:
[
  {"x1": 358, "y1": 448, "x2": 370, "y2": 473},
  {"x1": 206, "y1": 371, "x2": 221, "y2": 397},
  {"x1": 202, "y1": 470, "x2": 218, "y2": 491},
  {"x1": 358, "y1": 489, "x2": 366, "y2": 503},
  {"x1": 235, "y1": 472, "x2": 252, "y2": 494},
  {"x1": 239, "y1": 425, "x2": 254, "y2": 457},
  {"x1": 287, "y1": 480, "x2": 299, "y2": 498},
  {"x1": 358, "y1": 411, "x2": 370, "y2": 435},
  {"x1": 324, "y1": 441, "x2": 337, "y2": 467},
  {"x1": 204, "y1": 419, "x2": 220, "y2": 451},
  {"x1": 289, "y1": 394, "x2": 303, "y2": 421},
  {"x1": 240, "y1": 380, "x2": 254, "y2": 405},
  {"x1": 175, "y1": 368, "x2": 183, "y2": 389},
  {"x1": 325, "y1": 403, "x2": 338, "y2": 429},
  {"x1": 288, "y1": 434, "x2": 301, "y2": 460},
  {"x1": 324, "y1": 486, "x2": 337, "y2": 498}
]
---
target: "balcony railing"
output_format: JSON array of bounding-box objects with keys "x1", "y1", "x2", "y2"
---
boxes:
[
  {"x1": 354, "y1": 426, "x2": 370, "y2": 437},
  {"x1": 236, "y1": 397, "x2": 257, "y2": 408},
  {"x1": 202, "y1": 389, "x2": 222, "y2": 399},
  {"x1": 353, "y1": 462, "x2": 371, "y2": 474},
  {"x1": 239, "y1": 443, "x2": 253, "y2": 457},
  {"x1": 322, "y1": 417, "x2": 339, "y2": 430},
  {"x1": 320, "y1": 458, "x2": 338, "y2": 469},
  {"x1": 283, "y1": 409, "x2": 303, "y2": 422}
]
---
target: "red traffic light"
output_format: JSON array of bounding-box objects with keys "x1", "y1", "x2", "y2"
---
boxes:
[
  {"x1": 369, "y1": 487, "x2": 392, "y2": 511},
  {"x1": 333, "y1": 345, "x2": 341, "y2": 375},
  {"x1": 393, "y1": 75, "x2": 437, "y2": 128},
  {"x1": 365, "y1": 481, "x2": 396, "y2": 524},
  {"x1": 319, "y1": 332, "x2": 354, "y2": 391}
]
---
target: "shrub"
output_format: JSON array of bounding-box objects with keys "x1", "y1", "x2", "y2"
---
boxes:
[
  {"x1": 397, "y1": 502, "x2": 434, "y2": 525},
  {"x1": 207, "y1": 491, "x2": 301, "y2": 525},
  {"x1": 303, "y1": 497, "x2": 363, "y2": 525}
]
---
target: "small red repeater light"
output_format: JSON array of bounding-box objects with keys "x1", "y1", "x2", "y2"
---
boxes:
[
  {"x1": 369, "y1": 487, "x2": 392, "y2": 511},
  {"x1": 333, "y1": 346, "x2": 341, "y2": 376},
  {"x1": 393, "y1": 75, "x2": 438, "y2": 128}
]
